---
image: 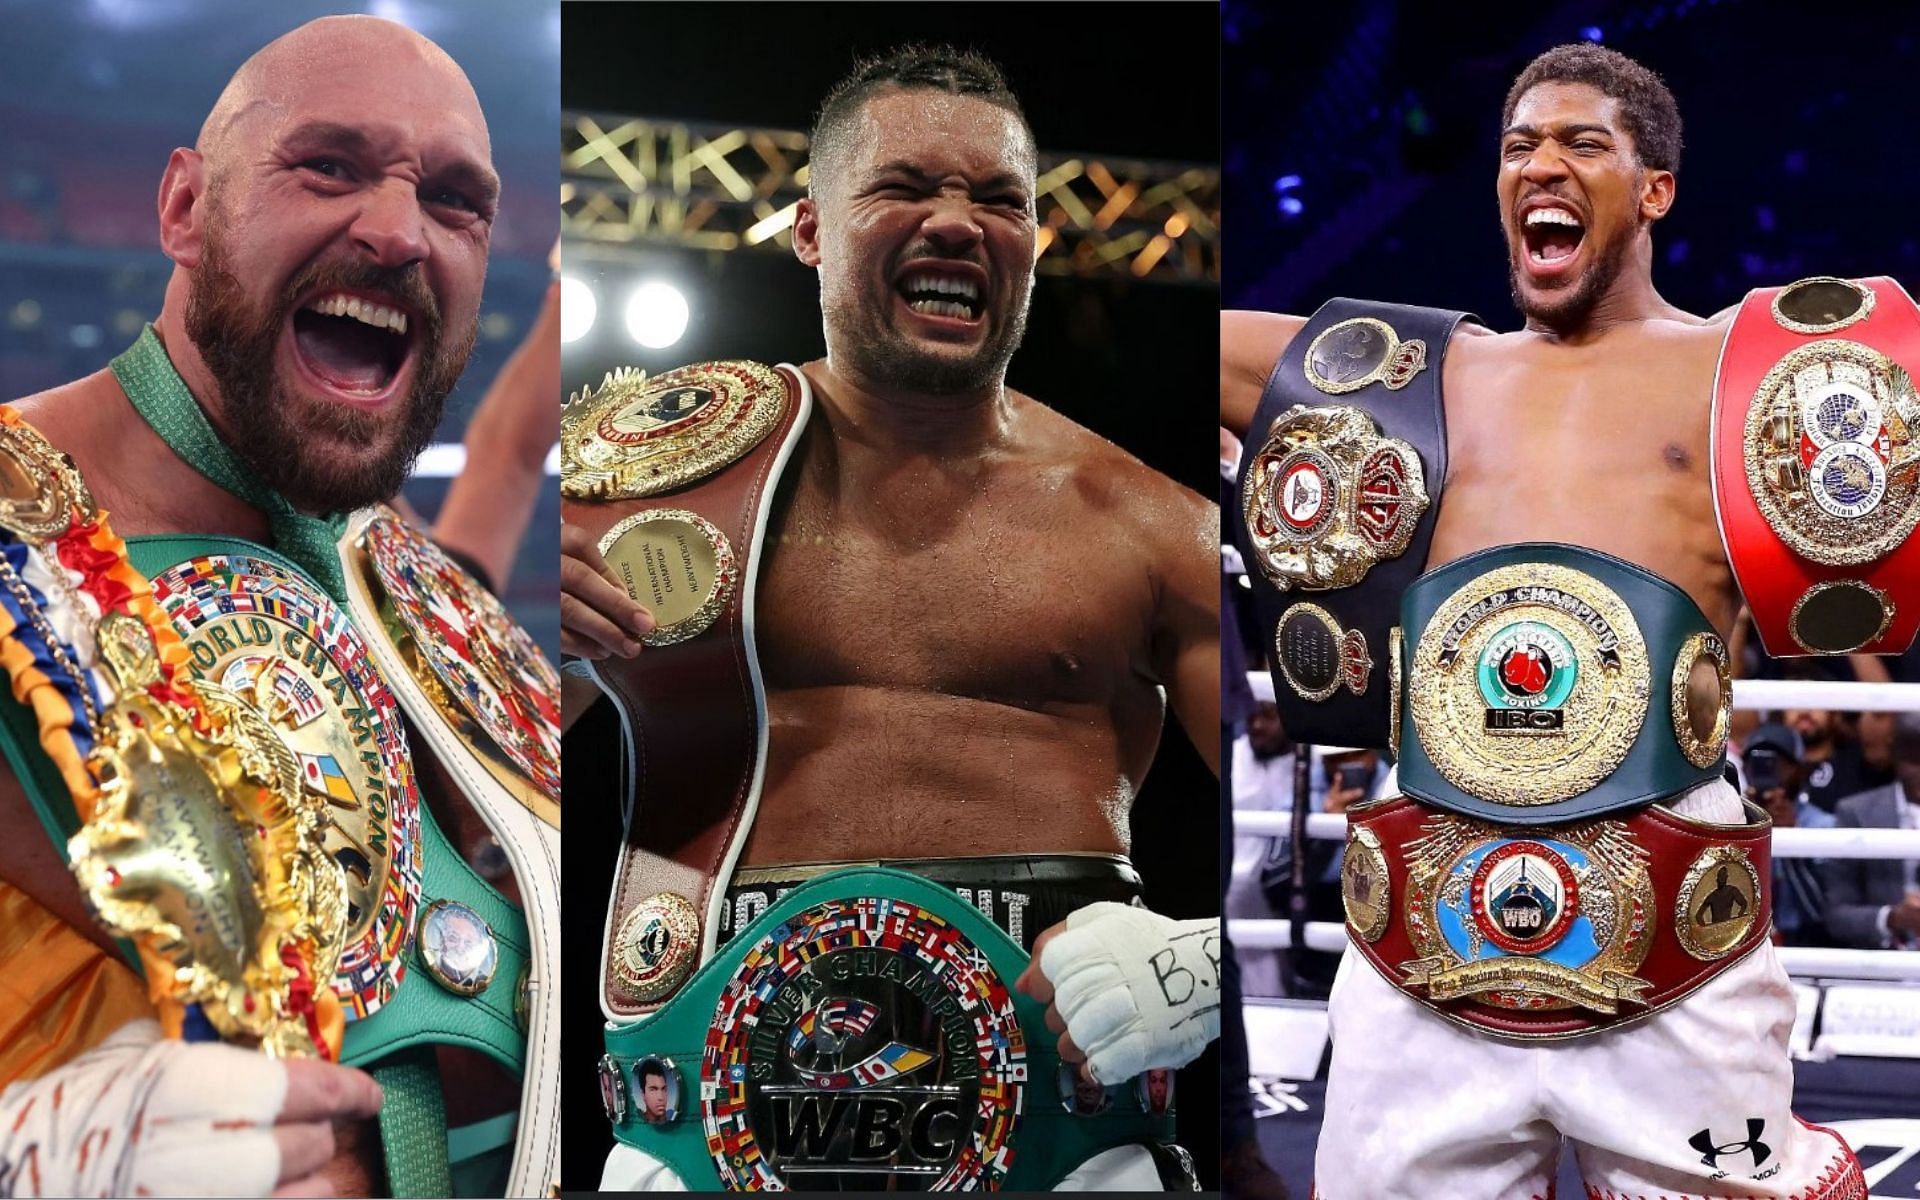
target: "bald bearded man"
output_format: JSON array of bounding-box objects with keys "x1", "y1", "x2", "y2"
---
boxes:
[{"x1": 0, "y1": 16, "x2": 558, "y2": 1198}]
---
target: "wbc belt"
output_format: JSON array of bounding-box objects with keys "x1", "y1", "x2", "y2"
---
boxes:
[
  {"x1": 1712, "y1": 275, "x2": 1920, "y2": 655},
  {"x1": 1230, "y1": 298, "x2": 1471, "y2": 748},
  {"x1": 559, "y1": 361, "x2": 811, "y2": 1018},
  {"x1": 1391, "y1": 544, "x2": 1731, "y2": 824},
  {"x1": 599, "y1": 867, "x2": 1175, "y2": 1190}
]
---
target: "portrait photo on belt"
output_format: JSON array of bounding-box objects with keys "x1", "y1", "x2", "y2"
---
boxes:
[
  {"x1": 559, "y1": 1, "x2": 1224, "y2": 1191},
  {"x1": 1222, "y1": 4, "x2": 1920, "y2": 1199},
  {"x1": 0, "y1": 2, "x2": 563, "y2": 1197}
]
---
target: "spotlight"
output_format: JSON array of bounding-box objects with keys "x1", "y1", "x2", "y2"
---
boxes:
[
  {"x1": 559, "y1": 276, "x2": 596, "y2": 344},
  {"x1": 626, "y1": 282, "x2": 690, "y2": 350}
]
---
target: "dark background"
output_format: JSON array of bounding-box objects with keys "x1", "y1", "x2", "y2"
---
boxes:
[
  {"x1": 0, "y1": 0, "x2": 561, "y2": 653},
  {"x1": 1224, "y1": 2, "x2": 1920, "y2": 1195},
  {"x1": 1224, "y1": 0, "x2": 1920, "y2": 319},
  {"x1": 562, "y1": 0, "x2": 1222, "y2": 1190}
]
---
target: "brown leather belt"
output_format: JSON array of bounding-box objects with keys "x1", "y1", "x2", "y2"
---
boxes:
[
  {"x1": 1341, "y1": 792, "x2": 1773, "y2": 1038},
  {"x1": 560, "y1": 360, "x2": 811, "y2": 1018}
]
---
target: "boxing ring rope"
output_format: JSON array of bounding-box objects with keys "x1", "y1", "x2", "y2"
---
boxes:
[
  {"x1": 1231, "y1": 672, "x2": 1920, "y2": 982},
  {"x1": 1248, "y1": 672, "x2": 1920, "y2": 713}
]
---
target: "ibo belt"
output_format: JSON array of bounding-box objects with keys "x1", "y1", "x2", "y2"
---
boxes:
[
  {"x1": 1343, "y1": 793, "x2": 1773, "y2": 1038},
  {"x1": 601, "y1": 867, "x2": 1174, "y2": 1190},
  {"x1": 1712, "y1": 275, "x2": 1920, "y2": 655},
  {"x1": 1230, "y1": 298, "x2": 1473, "y2": 748},
  {"x1": 1392, "y1": 543, "x2": 1731, "y2": 824}
]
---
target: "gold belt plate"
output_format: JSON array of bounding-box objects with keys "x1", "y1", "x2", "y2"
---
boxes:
[
  {"x1": 1407, "y1": 563, "x2": 1651, "y2": 808},
  {"x1": 562, "y1": 361, "x2": 790, "y2": 501},
  {"x1": 1241, "y1": 403, "x2": 1428, "y2": 591},
  {"x1": 1742, "y1": 338, "x2": 1920, "y2": 566}
]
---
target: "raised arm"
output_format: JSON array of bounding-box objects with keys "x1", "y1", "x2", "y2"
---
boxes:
[{"x1": 1220, "y1": 310, "x2": 1307, "y2": 439}]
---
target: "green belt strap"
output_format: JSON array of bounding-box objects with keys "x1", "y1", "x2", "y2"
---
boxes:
[{"x1": 374, "y1": 1050, "x2": 452, "y2": 1199}]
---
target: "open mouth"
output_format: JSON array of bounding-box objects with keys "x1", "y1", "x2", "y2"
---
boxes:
[
  {"x1": 1520, "y1": 205, "x2": 1585, "y2": 275},
  {"x1": 289, "y1": 291, "x2": 415, "y2": 399},
  {"x1": 896, "y1": 268, "x2": 984, "y2": 325}
]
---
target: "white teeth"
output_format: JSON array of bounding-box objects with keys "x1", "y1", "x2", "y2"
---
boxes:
[
  {"x1": 302, "y1": 293, "x2": 408, "y2": 335},
  {"x1": 1524, "y1": 208, "x2": 1583, "y2": 229},
  {"x1": 901, "y1": 273, "x2": 980, "y2": 302}
]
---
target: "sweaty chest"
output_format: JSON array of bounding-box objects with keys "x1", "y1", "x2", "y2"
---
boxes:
[
  {"x1": 1440, "y1": 342, "x2": 1713, "y2": 521},
  {"x1": 753, "y1": 480, "x2": 1155, "y2": 707}
]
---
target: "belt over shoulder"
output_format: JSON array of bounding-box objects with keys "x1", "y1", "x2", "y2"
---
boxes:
[{"x1": 1230, "y1": 297, "x2": 1472, "y2": 748}]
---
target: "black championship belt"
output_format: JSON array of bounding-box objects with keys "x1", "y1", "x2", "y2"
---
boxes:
[{"x1": 1230, "y1": 298, "x2": 1473, "y2": 747}]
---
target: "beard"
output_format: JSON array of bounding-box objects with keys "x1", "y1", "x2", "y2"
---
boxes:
[
  {"x1": 1506, "y1": 222, "x2": 1633, "y2": 333},
  {"x1": 821, "y1": 248, "x2": 1031, "y2": 397},
  {"x1": 183, "y1": 224, "x2": 475, "y2": 514}
]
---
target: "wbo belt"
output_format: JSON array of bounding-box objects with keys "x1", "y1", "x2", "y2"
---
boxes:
[
  {"x1": 1391, "y1": 543, "x2": 1732, "y2": 825},
  {"x1": 1342, "y1": 793, "x2": 1774, "y2": 1038},
  {"x1": 601, "y1": 867, "x2": 1175, "y2": 1191},
  {"x1": 1712, "y1": 275, "x2": 1920, "y2": 656},
  {"x1": 560, "y1": 360, "x2": 810, "y2": 1020},
  {"x1": 1230, "y1": 297, "x2": 1473, "y2": 748}
]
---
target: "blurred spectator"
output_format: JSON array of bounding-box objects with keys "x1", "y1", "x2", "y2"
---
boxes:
[
  {"x1": 1227, "y1": 702, "x2": 1292, "y2": 997},
  {"x1": 1785, "y1": 666, "x2": 1894, "y2": 813},
  {"x1": 1820, "y1": 713, "x2": 1920, "y2": 949},
  {"x1": 1256, "y1": 744, "x2": 1384, "y2": 999},
  {"x1": 1740, "y1": 722, "x2": 1834, "y2": 946}
]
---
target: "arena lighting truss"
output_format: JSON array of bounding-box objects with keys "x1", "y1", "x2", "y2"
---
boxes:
[
  {"x1": 560, "y1": 112, "x2": 1220, "y2": 285},
  {"x1": 1231, "y1": 673, "x2": 1920, "y2": 982}
]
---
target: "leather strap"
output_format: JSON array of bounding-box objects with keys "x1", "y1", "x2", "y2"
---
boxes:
[
  {"x1": 1711, "y1": 275, "x2": 1920, "y2": 656},
  {"x1": 1230, "y1": 298, "x2": 1471, "y2": 747},
  {"x1": 561, "y1": 364, "x2": 812, "y2": 1018}
]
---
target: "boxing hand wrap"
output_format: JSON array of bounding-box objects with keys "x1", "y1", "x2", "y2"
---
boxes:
[
  {"x1": 0, "y1": 1020, "x2": 286, "y2": 1198},
  {"x1": 1040, "y1": 904, "x2": 1222, "y2": 1085}
]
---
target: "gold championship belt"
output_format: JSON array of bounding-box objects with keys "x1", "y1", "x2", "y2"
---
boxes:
[
  {"x1": 1240, "y1": 403, "x2": 1429, "y2": 592},
  {"x1": 1715, "y1": 276, "x2": 1920, "y2": 654},
  {"x1": 149, "y1": 551, "x2": 424, "y2": 1025},
  {"x1": 562, "y1": 361, "x2": 791, "y2": 502},
  {"x1": 561, "y1": 359, "x2": 808, "y2": 1022},
  {"x1": 0, "y1": 409, "x2": 346, "y2": 1057}
]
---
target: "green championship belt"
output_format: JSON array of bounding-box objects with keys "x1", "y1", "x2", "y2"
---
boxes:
[
  {"x1": 129, "y1": 535, "x2": 529, "y2": 1197},
  {"x1": 601, "y1": 867, "x2": 1175, "y2": 1190}
]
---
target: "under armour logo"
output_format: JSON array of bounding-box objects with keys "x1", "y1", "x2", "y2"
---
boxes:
[{"x1": 1690, "y1": 1119, "x2": 1771, "y2": 1170}]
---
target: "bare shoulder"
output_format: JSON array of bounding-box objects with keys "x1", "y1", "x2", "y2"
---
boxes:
[
  {"x1": 10, "y1": 371, "x2": 117, "y2": 450},
  {"x1": 1012, "y1": 395, "x2": 1214, "y2": 559}
]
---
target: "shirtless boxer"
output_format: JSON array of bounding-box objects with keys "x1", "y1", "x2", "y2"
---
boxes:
[
  {"x1": 0, "y1": 17, "x2": 554, "y2": 1197},
  {"x1": 562, "y1": 45, "x2": 1221, "y2": 1190},
  {"x1": 1222, "y1": 44, "x2": 1868, "y2": 1199}
]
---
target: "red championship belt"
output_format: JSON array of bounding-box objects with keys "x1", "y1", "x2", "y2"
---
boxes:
[
  {"x1": 1342, "y1": 794, "x2": 1773, "y2": 1039},
  {"x1": 1712, "y1": 276, "x2": 1920, "y2": 655},
  {"x1": 560, "y1": 361, "x2": 810, "y2": 1018}
]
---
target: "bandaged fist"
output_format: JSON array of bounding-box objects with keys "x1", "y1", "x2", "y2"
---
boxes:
[
  {"x1": 0, "y1": 1019, "x2": 383, "y2": 1198},
  {"x1": 1016, "y1": 903, "x2": 1222, "y2": 1086}
]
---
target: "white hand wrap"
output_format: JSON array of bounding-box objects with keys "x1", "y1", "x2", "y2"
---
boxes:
[
  {"x1": 0, "y1": 1019, "x2": 287, "y2": 1198},
  {"x1": 1038, "y1": 903, "x2": 1222, "y2": 1085}
]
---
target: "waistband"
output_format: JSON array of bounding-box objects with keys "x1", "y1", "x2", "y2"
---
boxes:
[
  {"x1": 602, "y1": 866, "x2": 1174, "y2": 1191},
  {"x1": 1392, "y1": 542, "x2": 1731, "y2": 824},
  {"x1": 718, "y1": 853, "x2": 1143, "y2": 953},
  {"x1": 1343, "y1": 792, "x2": 1774, "y2": 1038}
]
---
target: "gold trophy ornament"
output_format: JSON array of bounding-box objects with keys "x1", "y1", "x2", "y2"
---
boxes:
[{"x1": 0, "y1": 410, "x2": 346, "y2": 1059}]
